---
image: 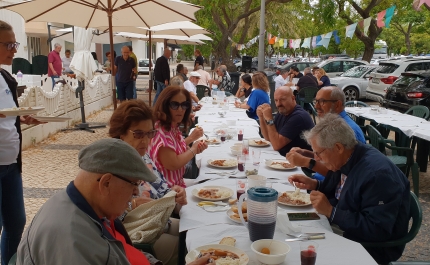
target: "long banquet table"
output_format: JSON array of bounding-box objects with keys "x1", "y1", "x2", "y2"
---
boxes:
[{"x1": 178, "y1": 100, "x2": 378, "y2": 265}]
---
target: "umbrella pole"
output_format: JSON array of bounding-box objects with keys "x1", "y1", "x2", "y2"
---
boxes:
[
  {"x1": 149, "y1": 31, "x2": 152, "y2": 106},
  {"x1": 108, "y1": 2, "x2": 117, "y2": 110}
]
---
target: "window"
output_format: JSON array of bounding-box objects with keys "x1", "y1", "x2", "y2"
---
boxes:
[
  {"x1": 343, "y1": 61, "x2": 363, "y2": 72},
  {"x1": 296, "y1": 63, "x2": 307, "y2": 71},
  {"x1": 376, "y1": 63, "x2": 399, "y2": 74},
  {"x1": 405, "y1": 63, "x2": 424, "y2": 72},
  {"x1": 322, "y1": 61, "x2": 341, "y2": 73}
]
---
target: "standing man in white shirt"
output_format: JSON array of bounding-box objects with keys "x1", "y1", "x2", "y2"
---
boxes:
[
  {"x1": 61, "y1": 49, "x2": 73, "y2": 74},
  {"x1": 184, "y1": 71, "x2": 201, "y2": 106},
  {"x1": 196, "y1": 65, "x2": 211, "y2": 87},
  {"x1": 274, "y1": 69, "x2": 289, "y2": 89}
]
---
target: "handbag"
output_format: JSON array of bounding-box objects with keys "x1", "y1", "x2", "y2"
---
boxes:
[{"x1": 123, "y1": 191, "x2": 176, "y2": 244}]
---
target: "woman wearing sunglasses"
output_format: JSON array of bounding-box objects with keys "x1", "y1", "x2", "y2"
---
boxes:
[
  {"x1": 109, "y1": 99, "x2": 186, "y2": 265},
  {"x1": 149, "y1": 86, "x2": 208, "y2": 188}
]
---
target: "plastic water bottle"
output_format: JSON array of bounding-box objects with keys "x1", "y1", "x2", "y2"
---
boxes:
[{"x1": 17, "y1": 70, "x2": 23, "y2": 86}]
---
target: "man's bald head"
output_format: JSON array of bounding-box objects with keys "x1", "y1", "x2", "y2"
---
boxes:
[
  {"x1": 274, "y1": 86, "x2": 296, "y2": 115},
  {"x1": 315, "y1": 86, "x2": 345, "y2": 117},
  {"x1": 121, "y1": 46, "x2": 130, "y2": 59},
  {"x1": 164, "y1": 48, "x2": 171, "y2": 58}
]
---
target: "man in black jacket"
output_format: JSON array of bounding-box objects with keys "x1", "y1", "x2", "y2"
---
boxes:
[{"x1": 153, "y1": 48, "x2": 171, "y2": 105}]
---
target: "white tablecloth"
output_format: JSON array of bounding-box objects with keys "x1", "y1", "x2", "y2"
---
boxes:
[{"x1": 345, "y1": 107, "x2": 430, "y2": 140}]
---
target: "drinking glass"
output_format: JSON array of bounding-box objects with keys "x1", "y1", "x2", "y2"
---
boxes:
[
  {"x1": 242, "y1": 140, "x2": 249, "y2": 157},
  {"x1": 238, "y1": 128, "x2": 244, "y2": 141},
  {"x1": 300, "y1": 241, "x2": 318, "y2": 265},
  {"x1": 252, "y1": 149, "x2": 261, "y2": 166},
  {"x1": 236, "y1": 180, "x2": 247, "y2": 199},
  {"x1": 237, "y1": 154, "x2": 246, "y2": 172}
]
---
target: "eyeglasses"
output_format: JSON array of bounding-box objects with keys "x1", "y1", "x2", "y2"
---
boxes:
[
  {"x1": 314, "y1": 148, "x2": 327, "y2": 159},
  {"x1": 129, "y1": 129, "x2": 157, "y2": 139},
  {"x1": 313, "y1": 99, "x2": 338, "y2": 106},
  {"x1": 169, "y1": 101, "x2": 190, "y2": 110},
  {"x1": 0, "y1": 42, "x2": 20, "y2": 51},
  {"x1": 97, "y1": 174, "x2": 142, "y2": 187}
]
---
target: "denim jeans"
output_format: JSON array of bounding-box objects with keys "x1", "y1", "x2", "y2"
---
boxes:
[
  {"x1": 133, "y1": 80, "x2": 137, "y2": 99},
  {"x1": 0, "y1": 163, "x2": 26, "y2": 265},
  {"x1": 51, "y1": 75, "x2": 59, "y2": 90},
  {"x1": 153, "y1": 81, "x2": 166, "y2": 105}
]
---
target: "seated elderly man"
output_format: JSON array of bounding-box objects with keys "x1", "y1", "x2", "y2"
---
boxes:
[
  {"x1": 289, "y1": 114, "x2": 410, "y2": 265},
  {"x1": 184, "y1": 71, "x2": 202, "y2": 106},
  {"x1": 209, "y1": 65, "x2": 232, "y2": 93},
  {"x1": 257, "y1": 86, "x2": 314, "y2": 156},
  {"x1": 16, "y1": 138, "x2": 211, "y2": 265},
  {"x1": 287, "y1": 87, "x2": 365, "y2": 180}
]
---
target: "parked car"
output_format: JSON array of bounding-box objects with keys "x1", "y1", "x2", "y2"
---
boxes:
[
  {"x1": 315, "y1": 59, "x2": 369, "y2": 78},
  {"x1": 236, "y1": 58, "x2": 276, "y2": 72},
  {"x1": 275, "y1": 62, "x2": 312, "y2": 75},
  {"x1": 137, "y1": 58, "x2": 155, "y2": 75},
  {"x1": 330, "y1": 65, "x2": 379, "y2": 101},
  {"x1": 366, "y1": 58, "x2": 430, "y2": 102},
  {"x1": 383, "y1": 72, "x2": 430, "y2": 111}
]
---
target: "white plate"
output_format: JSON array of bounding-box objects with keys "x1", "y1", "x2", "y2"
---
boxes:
[
  {"x1": 278, "y1": 191, "x2": 312, "y2": 207},
  {"x1": 33, "y1": 116, "x2": 72, "y2": 122},
  {"x1": 0, "y1": 106, "x2": 45, "y2": 116},
  {"x1": 186, "y1": 244, "x2": 249, "y2": 265},
  {"x1": 265, "y1": 159, "x2": 297, "y2": 170},
  {"x1": 192, "y1": 186, "x2": 234, "y2": 201},
  {"x1": 207, "y1": 158, "x2": 238, "y2": 168},
  {"x1": 226, "y1": 209, "x2": 246, "y2": 224},
  {"x1": 205, "y1": 138, "x2": 221, "y2": 145},
  {"x1": 249, "y1": 138, "x2": 270, "y2": 147}
]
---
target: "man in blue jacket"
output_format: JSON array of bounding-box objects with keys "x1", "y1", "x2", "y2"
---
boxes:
[{"x1": 289, "y1": 114, "x2": 410, "y2": 265}]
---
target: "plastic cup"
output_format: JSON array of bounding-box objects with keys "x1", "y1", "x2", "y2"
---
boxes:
[
  {"x1": 236, "y1": 180, "x2": 247, "y2": 199},
  {"x1": 238, "y1": 128, "x2": 244, "y2": 141},
  {"x1": 300, "y1": 241, "x2": 318, "y2": 265},
  {"x1": 237, "y1": 154, "x2": 246, "y2": 172},
  {"x1": 252, "y1": 149, "x2": 261, "y2": 165},
  {"x1": 242, "y1": 140, "x2": 249, "y2": 156}
]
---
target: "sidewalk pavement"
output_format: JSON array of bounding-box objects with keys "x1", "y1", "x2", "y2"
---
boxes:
[{"x1": 19, "y1": 92, "x2": 430, "y2": 262}]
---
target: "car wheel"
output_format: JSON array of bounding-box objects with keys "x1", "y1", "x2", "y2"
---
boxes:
[
  {"x1": 237, "y1": 66, "x2": 241, "y2": 72},
  {"x1": 344, "y1": 86, "x2": 359, "y2": 101}
]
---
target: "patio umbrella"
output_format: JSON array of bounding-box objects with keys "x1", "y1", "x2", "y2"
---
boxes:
[
  {"x1": 1, "y1": 0, "x2": 202, "y2": 109},
  {"x1": 55, "y1": 28, "x2": 132, "y2": 44},
  {"x1": 117, "y1": 32, "x2": 207, "y2": 44},
  {"x1": 69, "y1": 27, "x2": 98, "y2": 80}
]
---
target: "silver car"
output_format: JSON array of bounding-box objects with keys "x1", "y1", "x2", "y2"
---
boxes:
[{"x1": 330, "y1": 65, "x2": 379, "y2": 101}]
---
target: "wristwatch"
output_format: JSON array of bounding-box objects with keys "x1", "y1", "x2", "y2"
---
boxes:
[
  {"x1": 308, "y1": 158, "x2": 316, "y2": 170},
  {"x1": 266, "y1": 119, "x2": 274, "y2": 126}
]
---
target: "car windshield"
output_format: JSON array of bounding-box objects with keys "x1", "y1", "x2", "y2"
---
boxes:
[
  {"x1": 376, "y1": 63, "x2": 399, "y2": 74},
  {"x1": 341, "y1": 66, "x2": 370, "y2": 78},
  {"x1": 139, "y1": 59, "x2": 149, "y2": 67}
]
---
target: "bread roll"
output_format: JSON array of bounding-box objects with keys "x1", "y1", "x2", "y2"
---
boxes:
[{"x1": 219, "y1": 237, "x2": 236, "y2": 246}]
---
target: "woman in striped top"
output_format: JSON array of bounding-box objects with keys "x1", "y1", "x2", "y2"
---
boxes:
[{"x1": 149, "y1": 86, "x2": 208, "y2": 188}]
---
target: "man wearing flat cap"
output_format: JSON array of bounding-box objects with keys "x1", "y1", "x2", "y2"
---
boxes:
[{"x1": 16, "y1": 139, "x2": 212, "y2": 265}]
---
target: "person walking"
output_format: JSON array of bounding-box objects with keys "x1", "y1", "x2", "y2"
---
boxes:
[
  {"x1": 153, "y1": 48, "x2": 171, "y2": 105},
  {"x1": 114, "y1": 46, "x2": 136, "y2": 102},
  {"x1": 48, "y1": 43, "x2": 62, "y2": 90}
]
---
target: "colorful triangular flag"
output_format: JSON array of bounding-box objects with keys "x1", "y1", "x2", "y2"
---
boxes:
[
  {"x1": 363, "y1": 17, "x2": 372, "y2": 36},
  {"x1": 385, "y1": 5, "x2": 396, "y2": 28},
  {"x1": 345, "y1": 23, "x2": 357, "y2": 39},
  {"x1": 377, "y1": 10, "x2": 387, "y2": 28},
  {"x1": 333, "y1": 30, "x2": 340, "y2": 44}
]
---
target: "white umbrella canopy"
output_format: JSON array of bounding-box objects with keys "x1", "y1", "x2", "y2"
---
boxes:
[
  {"x1": 2, "y1": 0, "x2": 201, "y2": 28},
  {"x1": 69, "y1": 27, "x2": 98, "y2": 81},
  {"x1": 98, "y1": 21, "x2": 211, "y2": 38},
  {"x1": 117, "y1": 32, "x2": 206, "y2": 45},
  {"x1": 0, "y1": 0, "x2": 202, "y2": 109}
]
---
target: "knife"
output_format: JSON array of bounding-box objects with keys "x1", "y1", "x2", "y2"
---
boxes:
[
  {"x1": 198, "y1": 201, "x2": 228, "y2": 206},
  {"x1": 285, "y1": 235, "x2": 325, "y2": 242}
]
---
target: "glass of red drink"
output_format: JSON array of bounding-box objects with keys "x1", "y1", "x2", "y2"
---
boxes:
[
  {"x1": 300, "y1": 242, "x2": 318, "y2": 265},
  {"x1": 238, "y1": 128, "x2": 244, "y2": 141},
  {"x1": 236, "y1": 180, "x2": 247, "y2": 199},
  {"x1": 237, "y1": 154, "x2": 246, "y2": 172}
]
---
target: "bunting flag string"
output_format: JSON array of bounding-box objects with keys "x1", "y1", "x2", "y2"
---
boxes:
[{"x1": 230, "y1": 5, "x2": 395, "y2": 51}]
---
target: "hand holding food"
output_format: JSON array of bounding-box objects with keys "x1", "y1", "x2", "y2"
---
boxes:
[
  {"x1": 187, "y1": 253, "x2": 215, "y2": 265},
  {"x1": 288, "y1": 174, "x2": 318, "y2": 190}
]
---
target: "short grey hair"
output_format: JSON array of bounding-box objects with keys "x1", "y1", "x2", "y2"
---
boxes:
[
  {"x1": 170, "y1": 76, "x2": 184, "y2": 87},
  {"x1": 304, "y1": 67, "x2": 311, "y2": 74},
  {"x1": 0, "y1": 20, "x2": 13, "y2": 32},
  {"x1": 54, "y1": 43, "x2": 62, "y2": 48},
  {"x1": 280, "y1": 69, "x2": 289, "y2": 75},
  {"x1": 220, "y1": 65, "x2": 227, "y2": 74},
  {"x1": 303, "y1": 113, "x2": 357, "y2": 150},
  {"x1": 197, "y1": 65, "x2": 203, "y2": 70},
  {"x1": 330, "y1": 86, "x2": 346, "y2": 106}
]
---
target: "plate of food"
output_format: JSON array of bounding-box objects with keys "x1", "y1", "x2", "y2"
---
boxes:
[
  {"x1": 278, "y1": 190, "x2": 312, "y2": 207},
  {"x1": 265, "y1": 159, "x2": 297, "y2": 170},
  {"x1": 192, "y1": 186, "x2": 234, "y2": 201},
  {"x1": 227, "y1": 201, "x2": 247, "y2": 223},
  {"x1": 32, "y1": 116, "x2": 72, "y2": 122},
  {"x1": 249, "y1": 139, "x2": 270, "y2": 147},
  {"x1": 207, "y1": 159, "x2": 238, "y2": 168},
  {"x1": 205, "y1": 138, "x2": 221, "y2": 145},
  {"x1": 0, "y1": 106, "x2": 45, "y2": 116},
  {"x1": 185, "y1": 244, "x2": 249, "y2": 265}
]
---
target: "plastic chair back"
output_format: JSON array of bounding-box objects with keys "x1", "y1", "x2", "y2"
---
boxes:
[
  {"x1": 405, "y1": 105, "x2": 430, "y2": 120},
  {"x1": 12, "y1": 58, "x2": 32, "y2": 74},
  {"x1": 196, "y1": 85, "x2": 209, "y2": 99},
  {"x1": 31, "y1": 55, "x2": 48, "y2": 75}
]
